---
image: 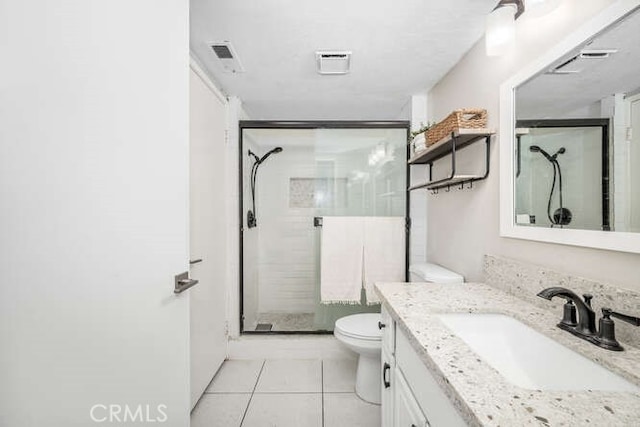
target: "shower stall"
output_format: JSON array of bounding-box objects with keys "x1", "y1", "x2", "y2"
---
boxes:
[{"x1": 240, "y1": 122, "x2": 409, "y2": 333}]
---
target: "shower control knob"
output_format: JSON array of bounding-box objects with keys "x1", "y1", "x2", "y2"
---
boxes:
[{"x1": 378, "y1": 321, "x2": 386, "y2": 330}]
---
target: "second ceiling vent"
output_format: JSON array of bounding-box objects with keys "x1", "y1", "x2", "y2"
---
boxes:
[{"x1": 316, "y1": 51, "x2": 351, "y2": 75}]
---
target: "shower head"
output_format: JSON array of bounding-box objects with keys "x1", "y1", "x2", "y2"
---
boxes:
[
  {"x1": 258, "y1": 146, "x2": 283, "y2": 164},
  {"x1": 552, "y1": 147, "x2": 566, "y2": 160},
  {"x1": 529, "y1": 145, "x2": 554, "y2": 162}
]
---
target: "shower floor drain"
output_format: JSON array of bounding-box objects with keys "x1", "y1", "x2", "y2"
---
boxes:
[{"x1": 255, "y1": 323, "x2": 273, "y2": 332}]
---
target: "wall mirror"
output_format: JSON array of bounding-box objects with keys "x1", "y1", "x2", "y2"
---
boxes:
[{"x1": 500, "y1": 3, "x2": 640, "y2": 253}]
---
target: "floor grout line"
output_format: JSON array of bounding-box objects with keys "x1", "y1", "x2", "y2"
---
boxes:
[
  {"x1": 239, "y1": 359, "x2": 266, "y2": 427},
  {"x1": 251, "y1": 391, "x2": 323, "y2": 394},
  {"x1": 203, "y1": 391, "x2": 255, "y2": 395}
]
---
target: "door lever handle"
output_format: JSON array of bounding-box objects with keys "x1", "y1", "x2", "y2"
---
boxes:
[
  {"x1": 174, "y1": 271, "x2": 199, "y2": 294},
  {"x1": 189, "y1": 258, "x2": 203, "y2": 265}
]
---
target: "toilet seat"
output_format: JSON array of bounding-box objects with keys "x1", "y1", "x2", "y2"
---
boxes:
[{"x1": 334, "y1": 313, "x2": 382, "y2": 341}]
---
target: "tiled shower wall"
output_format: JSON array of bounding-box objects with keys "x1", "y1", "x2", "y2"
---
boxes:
[{"x1": 256, "y1": 146, "x2": 317, "y2": 314}]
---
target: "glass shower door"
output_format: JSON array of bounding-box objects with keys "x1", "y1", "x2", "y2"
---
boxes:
[{"x1": 311, "y1": 128, "x2": 407, "y2": 330}]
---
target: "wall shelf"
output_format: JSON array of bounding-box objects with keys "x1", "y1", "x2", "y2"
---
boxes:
[{"x1": 408, "y1": 129, "x2": 494, "y2": 193}]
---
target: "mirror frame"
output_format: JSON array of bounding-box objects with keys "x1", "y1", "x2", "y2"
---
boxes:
[{"x1": 499, "y1": 0, "x2": 640, "y2": 254}]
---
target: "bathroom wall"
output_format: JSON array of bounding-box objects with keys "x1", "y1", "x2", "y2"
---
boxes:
[
  {"x1": 426, "y1": 1, "x2": 640, "y2": 291},
  {"x1": 227, "y1": 97, "x2": 249, "y2": 337}
]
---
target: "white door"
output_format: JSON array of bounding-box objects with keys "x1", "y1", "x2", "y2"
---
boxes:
[
  {"x1": 0, "y1": 2, "x2": 191, "y2": 426},
  {"x1": 189, "y1": 66, "x2": 229, "y2": 407}
]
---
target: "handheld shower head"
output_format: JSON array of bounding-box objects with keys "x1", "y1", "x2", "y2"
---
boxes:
[
  {"x1": 529, "y1": 145, "x2": 554, "y2": 162},
  {"x1": 258, "y1": 146, "x2": 283, "y2": 164},
  {"x1": 551, "y1": 147, "x2": 566, "y2": 160},
  {"x1": 247, "y1": 146, "x2": 283, "y2": 229}
]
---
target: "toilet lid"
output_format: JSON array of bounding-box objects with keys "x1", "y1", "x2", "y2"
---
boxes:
[{"x1": 334, "y1": 313, "x2": 382, "y2": 341}]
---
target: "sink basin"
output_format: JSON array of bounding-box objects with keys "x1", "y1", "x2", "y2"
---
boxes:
[{"x1": 437, "y1": 313, "x2": 639, "y2": 391}]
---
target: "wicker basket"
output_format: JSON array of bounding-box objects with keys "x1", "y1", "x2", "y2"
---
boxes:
[{"x1": 426, "y1": 109, "x2": 487, "y2": 146}]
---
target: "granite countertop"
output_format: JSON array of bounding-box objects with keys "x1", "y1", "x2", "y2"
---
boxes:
[{"x1": 375, "y1": 282, "x2": 640, "y2": 427}]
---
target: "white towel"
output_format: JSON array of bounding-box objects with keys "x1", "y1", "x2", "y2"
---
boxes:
[
  {"x1": 320, "y1": 217, "x2": 364, "y2": 304},
  {"x1": 363, "y1": 217, "x2": 406, "y2": 305}
]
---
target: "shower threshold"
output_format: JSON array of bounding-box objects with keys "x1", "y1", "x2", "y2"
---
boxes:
[{"x1": 254, "y1": 313, "x2": 317, "y2": 332}]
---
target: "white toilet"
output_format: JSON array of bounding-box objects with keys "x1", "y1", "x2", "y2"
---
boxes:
[{"x1": 333, "y1": 263, "x2": 463, "y2": 405}]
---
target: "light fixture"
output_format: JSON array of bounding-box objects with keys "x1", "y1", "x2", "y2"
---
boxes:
[
  {"x1": 485, "y1": 0, "x2": 523, "y2": 57},
  {"x1": 526, "y1": 0, "x2": 561, "y2": 18}
]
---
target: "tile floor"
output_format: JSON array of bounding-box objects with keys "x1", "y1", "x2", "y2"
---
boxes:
[{"x1": 191, "y1": 358, "x2": 381, "y2": 427}]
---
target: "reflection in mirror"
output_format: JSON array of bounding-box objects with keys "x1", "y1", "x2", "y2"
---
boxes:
[
  {"x1": 514, "y1": 8, "x2": 640, "y2": 233},
  {"x1": 516, "y1": 120, "x2": 609, "y2": 230}
]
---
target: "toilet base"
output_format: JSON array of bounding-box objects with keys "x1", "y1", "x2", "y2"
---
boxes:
[{"x1": 355, "y1": 353, "x2": 381, "y2": 405}]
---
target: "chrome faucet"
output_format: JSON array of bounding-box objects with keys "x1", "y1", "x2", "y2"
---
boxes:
[{"x1": 537, "y1": 287, "x2": 640, "y2": 351}]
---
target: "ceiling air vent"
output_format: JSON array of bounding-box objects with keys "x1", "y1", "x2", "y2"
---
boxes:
[
  {"x1": 210, "y1": 42, "x2": 245, "y2": 73},
  {"x1": 316, "y1": 51, "x2": 351, "y2": 75},
  {"x1": 547, "y1": 48, "x2": 617, "y2": 75}
]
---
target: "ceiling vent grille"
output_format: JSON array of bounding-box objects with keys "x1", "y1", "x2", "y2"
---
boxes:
[
  {"x1": 316, "y1": 51, "x2": 351, "y2": 75},
  {"x1": 547, "y1": 48, "x2": 617, "y2": 75},
  {"x1": 210, "y1": 42, "x2": 245, "y2": 73}
]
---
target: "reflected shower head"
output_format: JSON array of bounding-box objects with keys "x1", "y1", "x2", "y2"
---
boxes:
[
  {"x1": 529, "y1": 145, "x2": 554, "y2": 162},
  {"x1": 258, "y1": 146, "x2": 283, "y2": 164},
  {"x1": 554, "y1": 147, "x2": 566, "y2": 159}
]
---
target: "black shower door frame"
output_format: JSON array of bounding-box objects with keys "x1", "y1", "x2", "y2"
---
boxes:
[{"x1": 238, "y1": 120, "x2": 410, "y2": 334}]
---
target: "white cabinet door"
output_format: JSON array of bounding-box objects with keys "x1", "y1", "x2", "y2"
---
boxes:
[
  {"x1": 394, "y1": 369, "x2": 428, "y2": 427},
  {"x1": 381, "y1": 347, "x2": 394, "y2": 427},
  {"x1": 189, "y1": 67, "x2": 229, "y2": 407},
  {"x1": 396, "y1": 329, "x2": 467, "y2": 427},
  {"x1": 381, "y1": 305, "x2": 395, "y2": 355}
]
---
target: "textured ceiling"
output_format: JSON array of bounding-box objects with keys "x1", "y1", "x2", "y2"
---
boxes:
[{"x1": 190, "y1": 0, "x2": 495, "y2": 120}]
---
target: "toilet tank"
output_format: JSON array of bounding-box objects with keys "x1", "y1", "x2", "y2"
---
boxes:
[{"x1": 408, "y1": 263, "x2": 464, "y2": 284}]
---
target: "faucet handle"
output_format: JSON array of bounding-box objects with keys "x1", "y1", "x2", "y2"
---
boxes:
[
  {"x1": 603, "y1": 307, "x2": 640, "y2": 327},
  {"x1": 597, "y1": 308, "x2": 624, "y2": 351},
  {"x1": 560, "y1": 300, "x2": 577, "y2": 327},
  {"x1": 583, "y1": 294, "x2": 593, "y2": 307}
]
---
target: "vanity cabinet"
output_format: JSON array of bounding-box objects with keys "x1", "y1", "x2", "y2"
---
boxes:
[
  {"x1": 382, "y1": 304, "x2": 466, "y2": 427},
  {"x1": 381, "y1": 306, "x2": 395, "y2": 427},
  {"x1": 382, "y1": 347, "x2": 395, "y2": 427},
  {"x1": 394, "y1": 369, "x2": 428, "y2": 427}
]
